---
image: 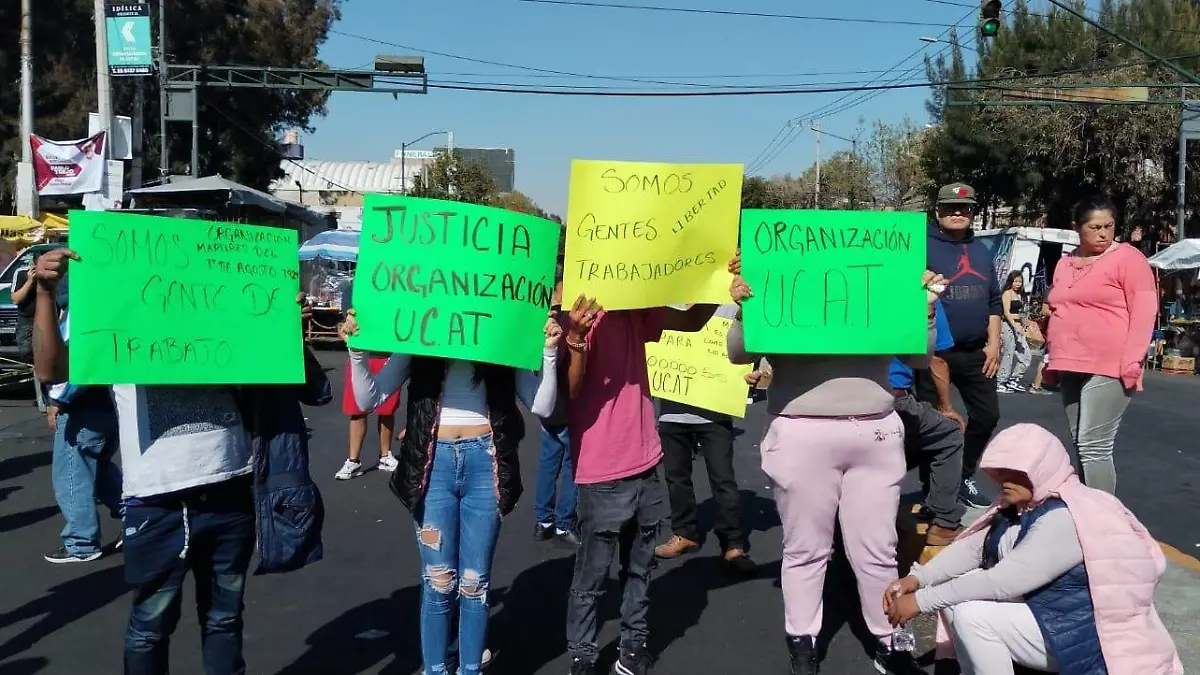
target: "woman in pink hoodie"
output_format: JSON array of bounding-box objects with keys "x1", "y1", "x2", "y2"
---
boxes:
[
  {"x1": 882, "y1": 424, "x2": 1181, "y2": 675},
  {"x1": 1043, "y1": 196, "x2": 1157, "y2": 494}
]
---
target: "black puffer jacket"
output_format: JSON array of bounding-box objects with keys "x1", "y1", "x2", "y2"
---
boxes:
[{"x1": 389, "y1": 358, "x2": 526, "y2": 515}]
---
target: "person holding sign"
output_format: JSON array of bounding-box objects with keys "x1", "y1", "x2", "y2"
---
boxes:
[
  {"x1": 338, "y1": 308, "x2": 562, "y2": 675},
  {"x1": 561, "y1": 296, "x2": 716, "y2": 675},
  {"x1": 726, "y1": 253, "x2": 943, "y2": 675},
  {"x1": 31, "y1": 246, "x2": 328, "y2": 675},
  {"x1": 534, "y1": 276, "x2": 580, "y2": 547},
  {"x1": 653, "y1": 304, "x2": 755, "y2": 574}
]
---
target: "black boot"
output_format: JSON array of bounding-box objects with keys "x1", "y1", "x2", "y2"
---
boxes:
[{"x1": 786, "y1": 635, "x2": 819, "y2": 675}]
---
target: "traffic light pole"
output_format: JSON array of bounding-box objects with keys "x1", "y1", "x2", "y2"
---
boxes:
[{"x1": 1042, "y1": 0, "x2": 1200, "y2": 85}]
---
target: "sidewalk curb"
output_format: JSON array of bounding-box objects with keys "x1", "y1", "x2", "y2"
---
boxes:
[{"x1": 1160, "y1": 542, "x2": 1200, "y2": 572}]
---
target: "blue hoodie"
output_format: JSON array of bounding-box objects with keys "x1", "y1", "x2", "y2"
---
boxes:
[{"x1": 926, "y1": 223, "x2": 1002, "y2": 347}]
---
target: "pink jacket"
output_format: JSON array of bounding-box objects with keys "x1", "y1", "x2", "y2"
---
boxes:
[
  {"x1": 936, "y1": 425, "x2": 1182, "y2": 674},
  {"x1": 1046, "y1": 243, "x2": 1158, "y2": 390}
]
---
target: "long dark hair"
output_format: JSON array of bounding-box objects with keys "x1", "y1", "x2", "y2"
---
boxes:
[
  {"x1": 1004, "y1": 271, "x2": 1024, "y2": 291},
  {"x1": 1072, "y1": 195, "x2": 1118, "y2": 227}
]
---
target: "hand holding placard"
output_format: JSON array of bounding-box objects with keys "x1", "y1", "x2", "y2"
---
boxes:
[
  {"x1": 33, "y1": 247, "x2": 79, "y2": 289},
  {"x1": 738, "y1": 210, "x2": 927, "y2": 355},
  {"x1": 563, "y1": 160, "x2": 743, "y2": 310},
  {"x1": 349, "y1": 195, "x2": 561, "y2": 370}
]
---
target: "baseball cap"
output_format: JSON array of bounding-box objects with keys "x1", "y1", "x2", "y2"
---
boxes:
[{"x1": 937, "y1": 183, "x2": 977, "y2": 206}]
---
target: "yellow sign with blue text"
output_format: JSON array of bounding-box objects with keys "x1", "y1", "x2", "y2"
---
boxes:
[
  {"x1": 563, "y1": 160, "x2": 743, "y2": 310},
  {"x1": 645, "y1": 316, "x2": 753, "y2": 418}
]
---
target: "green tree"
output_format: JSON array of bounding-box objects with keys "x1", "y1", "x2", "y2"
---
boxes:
[
  {"x1": 489, "y1": 189, "x2": 548, "y2": 218},
  {"x1": 921, "y1": 0, "x2": 1200, "y2": 232},
  {"x1": 0, "y1": 0, "x2": 342, "y2": 209},
  {"x1": 790, "y1": 151, "x2": 872, "y2": 209},
  {"x1": 411, "y1": 149, "x2": 498, "y2": 205},
  {"x1": 865, "y1": 118, "x2": 933, "y2": 209},
  {"x1": 741, "y1": 176, "x2": 772, "y2": 208}
]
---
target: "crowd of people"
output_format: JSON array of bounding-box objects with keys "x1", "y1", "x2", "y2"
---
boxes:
[{"x1": 24, "y1": 182, "x2": 1180, "y2": 675}]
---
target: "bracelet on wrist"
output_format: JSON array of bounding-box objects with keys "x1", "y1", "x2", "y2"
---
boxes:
[{"x1": 565, "y1": 337, "x2": 587, "y2": 351}]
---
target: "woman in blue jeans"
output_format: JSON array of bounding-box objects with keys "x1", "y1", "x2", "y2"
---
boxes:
[{"x1": 340, "y1": 310, "x2": 561, "y2": 674}]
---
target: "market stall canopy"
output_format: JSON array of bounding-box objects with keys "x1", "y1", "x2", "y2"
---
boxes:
[
  {"x1": 0, "y1": 213, "x2": 70, "y2": 244},
  {"x1": 1149, "y1": 239, "x2": 1200, "y2": 271},
  {"x1": 299, "y1": 229, "x2": 359, "y2": 262},
  {"x1": 124, "y1": 175, "x2": 329, "y2": 232}
]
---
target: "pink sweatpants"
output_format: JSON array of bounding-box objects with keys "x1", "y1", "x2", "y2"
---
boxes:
[{"x1": 761, "y1": 412, "x2": 906, "y2": 640}]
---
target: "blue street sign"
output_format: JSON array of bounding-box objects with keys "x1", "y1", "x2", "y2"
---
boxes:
[{"x1": 105, "y1": 2, "x2": 153, "y2": 77}]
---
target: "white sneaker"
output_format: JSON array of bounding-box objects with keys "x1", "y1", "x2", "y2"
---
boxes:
[
  {"x1": 377, "y1": 454, "x2": 399, "y2": 473},
  {"x1": 334, "y1": 459, "x2": 365, "y2": 480}
]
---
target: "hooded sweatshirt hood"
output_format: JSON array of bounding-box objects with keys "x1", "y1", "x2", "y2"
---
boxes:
[{"x1": 937, "y1": 424, "x2": 1182, "y2": 674}]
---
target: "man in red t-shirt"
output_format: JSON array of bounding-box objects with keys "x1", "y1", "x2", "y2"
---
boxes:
[{"x1": 562, "y1": 296, "x2": 715, "y2": 675}]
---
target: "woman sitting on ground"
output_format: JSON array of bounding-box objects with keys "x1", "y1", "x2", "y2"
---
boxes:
[{"x1": 883, "y1": 424, "x2": 1181, "y2": 675}]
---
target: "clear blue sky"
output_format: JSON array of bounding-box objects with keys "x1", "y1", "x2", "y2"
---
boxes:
[{"x1": 304, "y1": 0, "x2": 984, "y2": 216}]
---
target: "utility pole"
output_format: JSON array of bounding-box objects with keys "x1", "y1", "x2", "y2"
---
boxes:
[
  {"x1": 812, "y1": 124, "x2": 822, "y2": 208},
  {"x1": 1180, "y1": 86, "x2": 1189, "y2": 239},
  {"x1": 17, "y1": 0, "x2": 37, "y2": 217},
  {"x1": 94, "y1": 0, "x2": 113, "y2": 161},
  {"x1": 132, "y1": 81, "x2": 145, "y2": 188},
  {"x1": 157, "y1": 0, "x2": 168, "y2": 178}
]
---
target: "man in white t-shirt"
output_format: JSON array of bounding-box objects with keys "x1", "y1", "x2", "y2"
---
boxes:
[{"x1": 32, "y1": 247, "x2": 305, "y2": 674}]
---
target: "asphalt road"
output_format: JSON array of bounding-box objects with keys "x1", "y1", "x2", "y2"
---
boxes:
[{"x1": 0, "y1": 351, "x2": 1196, "y2": 674}]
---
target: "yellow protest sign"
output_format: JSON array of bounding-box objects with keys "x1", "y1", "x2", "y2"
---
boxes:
[
  {"x1": 563, "y1": 160, "x2": 743, "y2": 310},
  {"x1": 646, "y1": 316, "x2": 752, "y2": 418}
]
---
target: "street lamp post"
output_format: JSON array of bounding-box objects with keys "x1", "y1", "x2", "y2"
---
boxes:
[
  {"x1": 400, "y1": 129, "x2": 449, "y2": 194},
  {"x1": 919, "y1": 36, "x2": 981, "y2": 54}
]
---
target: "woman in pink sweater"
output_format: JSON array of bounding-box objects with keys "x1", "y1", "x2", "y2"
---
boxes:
[{"x1": 1045, "y1": 196, "x2": 1158, "y2": 494}]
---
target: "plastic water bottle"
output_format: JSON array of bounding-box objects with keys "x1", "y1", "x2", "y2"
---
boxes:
[{"x1": 892, "y1": 624, "x2": 917, "y2": 652}]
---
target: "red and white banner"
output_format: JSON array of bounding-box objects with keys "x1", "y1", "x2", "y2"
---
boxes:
[{"x1": 30, "y1": 132, "x2": 107, "y2": 196}]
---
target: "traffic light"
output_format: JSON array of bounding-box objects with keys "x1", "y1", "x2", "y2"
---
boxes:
[{"x1": 980, "y1": 0, "x2": 1002, "y2": 38}]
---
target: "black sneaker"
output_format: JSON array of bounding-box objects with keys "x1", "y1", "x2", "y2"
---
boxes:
[
  {"x1": 786, "y1": 635, "x2": 819, "y2": 675},
  {"x1": 612, "y1": 641, "x2": 653, "y2": 675},
  {"x1": 555, "y1": 528, "x2": 581, "y2": 547},
  {"x1": 44, "y1": 547, "x2": 102, "y2": 564},
  {"x1": 873, "y1": 644, "x2": 923, "y2": 674},
  {"x1": 570, "y1": 658, "x2": 597, "y2": 675},
  {"x1": 534, "y1": 522, "x2": 554, "y2": 542},
  {"x1": 958, "y1": 478, "x2": 993, "y2": 509}
]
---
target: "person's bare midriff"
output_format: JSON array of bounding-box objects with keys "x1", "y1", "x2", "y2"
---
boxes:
[{"x1": 437, "y1": 424, "x2": 491, "y2": 441}]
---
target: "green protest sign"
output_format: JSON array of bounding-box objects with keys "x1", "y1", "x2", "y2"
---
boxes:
[
  {"x1": 738, "y1": 210, "x2": 927, "y2": 355},
  {"x1": 67, "y1": 211, "x2": 304, "y2": 385},
  {"x1": 350, "y1": 195, "x2": 562, "y2": 370}
]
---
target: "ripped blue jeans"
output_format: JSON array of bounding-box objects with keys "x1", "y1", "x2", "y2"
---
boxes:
[
  {"x1": 121, "y1": 477, "x2": 254, "y2": 675},
  {"x1": 414, "y1": 435, "x2": 502, "y2": 675}
]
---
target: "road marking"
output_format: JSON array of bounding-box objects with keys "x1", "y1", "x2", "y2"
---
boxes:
[{"x1": 1160, "y1": 543, "x2": 1200, "y2": 572}]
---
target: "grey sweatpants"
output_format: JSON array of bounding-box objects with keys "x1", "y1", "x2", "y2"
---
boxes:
[
  {"x1": 894, "y1": 393, "x2": 966, "y2": 529},
  {"x1": 998, "y1": 323, "x2": 1031, "y2": 387},
  {"x1": 1059, "y1": 373, "x2": 1131, "y2": 494}
]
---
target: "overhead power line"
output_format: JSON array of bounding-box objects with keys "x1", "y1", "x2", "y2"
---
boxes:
[
  {"x1": 518, "y1": 0, "x2": 960, "y2": 28},
  {"x1": 919, "y1": 0, "x2": 1200, "y2": 36},
  {"x1": 746, "y1": 7, "x2": 972, "y2": 174},
  {"x1": 207, "y1": 101, "x2": 360, "y2": 194},
  {"x1": 743, "y1": 47, "x2": 1200, "y2": 175}
]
